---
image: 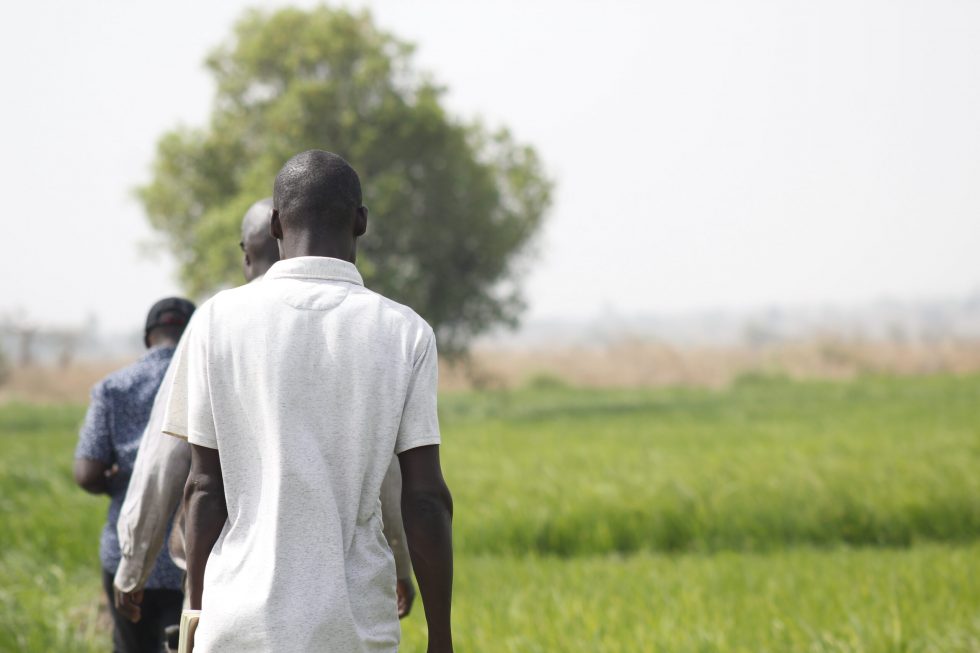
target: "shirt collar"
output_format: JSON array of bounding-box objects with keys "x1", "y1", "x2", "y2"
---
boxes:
[{"x1": 264, "y1": 256, "x2": 364, "y2": 286}]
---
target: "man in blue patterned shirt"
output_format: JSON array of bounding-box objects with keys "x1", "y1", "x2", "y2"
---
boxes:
[{"x1": 75, "y1": 297, "x2": 195, "y2": 653}]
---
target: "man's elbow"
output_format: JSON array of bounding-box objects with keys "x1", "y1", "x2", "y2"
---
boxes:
[
  {"x1": 183, "y1": 471, "x2": 226, "y2": 512},
  {"x1": 75, "y1": 475, "x2": 104, "y2": 495},
  {"x1": 404, "y1": 484, "x2": 454, "y2": 523},
  {"x1": 74, "y1": 460, "x2": 107, "y2": 494}
]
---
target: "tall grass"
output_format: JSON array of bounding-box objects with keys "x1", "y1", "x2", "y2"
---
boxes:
[
  {"x1": 1, "y1": 374, "x2": 978, "y2": 651},
  {"x1": 402, "y1": 545, "x2": 980, "y2": 653},
  {"x1": 0, "y1": 404, "x2": 107, "y2": 651},
  {"x1": 441, "y1": 374, "x2": 980, "y2": 555}
]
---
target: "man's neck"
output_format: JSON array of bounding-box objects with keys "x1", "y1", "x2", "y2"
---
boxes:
[
  {"x1": 280, "y1": 232, "x2": 356, "y2": 263},
  {"x1": 251, "y1": 258, "x2": 279, "y2": 279}
]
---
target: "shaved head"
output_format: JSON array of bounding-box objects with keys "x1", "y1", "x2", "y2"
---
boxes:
[
  {"x1": 273, "y1": 150, "x2": 362, "y2": 232},
  {"x1": 242, "y1": 198, "x2": 273, "y2": 240},
  {"x1": 240, "y1": 197, "x2": 279, "y2": 282},
  {"x1": 271, "y1": 150, "x2": 368, "y2": 263}
]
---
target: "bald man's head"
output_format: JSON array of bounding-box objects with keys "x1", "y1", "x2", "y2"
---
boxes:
[
  {"x1": 271, "y1": 150, "x2": 368, "y2": 263},
  {"x1": 240, "y1": 197, "x2": 279, "y2": 282}
]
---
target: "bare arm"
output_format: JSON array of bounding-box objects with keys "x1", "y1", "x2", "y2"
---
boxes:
[
  {"x1": 399, "y1": 444, "x2": 453, "y2": 653},
  {"x1": 74, "y1": 458, "x2": 116, "y2": 495},
  {"x1": 183, "y1": 444, "x2": 227, "y2": 610}
]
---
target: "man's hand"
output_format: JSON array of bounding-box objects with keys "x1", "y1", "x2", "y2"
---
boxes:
[
  {"x1": 113, "y1": 586, "x2": 143, "y2": 623},
  {"x1": 397, "y1": 577, "x2": 415, "y2": 618}
]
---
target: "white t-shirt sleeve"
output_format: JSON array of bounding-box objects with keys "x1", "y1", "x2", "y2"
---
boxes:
[
  {"x1": 395, "y1": 328, "x2": 441, "y2": 454},
  {"x1": 162, "y1": 310, "x2": 218, "y2": 449}
]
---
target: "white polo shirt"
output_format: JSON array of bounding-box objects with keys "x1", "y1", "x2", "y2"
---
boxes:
[{"x1": 162, "y1": 256, "x2": 441, "y2": 653}]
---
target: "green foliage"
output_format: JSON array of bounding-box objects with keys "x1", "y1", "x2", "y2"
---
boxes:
[
  {"x1": 401, "y1": 546, "x2": 980, "y2": 653},
  {"x1": 138, "y1": 6, "x2": 551, "y2": 354},
  {"x1": 0, "y1": 404, "x2": 106, "y2": 651},
  {"x1": 521, "y1": 372, "x2": 570, "y2": 391},
  {"x1": 3, "y1": 375, "x2": 980, "y2": 651},
  {"x1": 441, "y1": 374, "x2": 980, "y2": 555}
]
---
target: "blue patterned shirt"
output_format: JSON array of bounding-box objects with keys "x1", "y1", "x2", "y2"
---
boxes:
[{"x1": 75, "y1": 345, "x2": 183, "y2": 590}]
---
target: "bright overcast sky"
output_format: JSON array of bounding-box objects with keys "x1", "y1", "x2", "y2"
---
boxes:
[{"x1": 2, "y1": 0, "x2": 979, "y2": 332}]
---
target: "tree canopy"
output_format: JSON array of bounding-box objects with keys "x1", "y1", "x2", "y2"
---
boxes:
[{"x1": 139, "y1": 6, "x2": 551, "y2": 355}]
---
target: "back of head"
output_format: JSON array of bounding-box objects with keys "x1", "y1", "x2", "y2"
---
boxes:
[
  {"x1": 144, "y1": 297, "x2": 195, "y2": 348},
  {"x1": 273, "y1": 150, "x2": 362, "y2": 235},
  {"x1": 241, "y1": 197, "x2": 279, "y2": 281}
]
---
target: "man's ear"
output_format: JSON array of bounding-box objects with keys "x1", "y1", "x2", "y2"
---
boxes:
[
  {"x1": 270, "y1": 209, "x2": 283, "y2": 240},
  {"x1": 354, "y1": 206, "x2": 368, "y2": 238}
]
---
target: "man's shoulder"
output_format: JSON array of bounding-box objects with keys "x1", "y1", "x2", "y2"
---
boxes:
[
  {"x1": 206, "y1": 284, "x2": 255, "y2": 308},
  {"x1": 204, "y1": 281, "x2": 277, "y2": 316},
  {"x1": 184, "y1": 287, "x2": 251, "y2": 329},
  {"x1": 355, "y1": 286, "x2": 434, "y2": 338},
  {"x1": 97, "y1": 356, "x2": 158, "y2": 396},
  {"x1": 203, "y1": 279, "x2": 435, "y2": 341}
]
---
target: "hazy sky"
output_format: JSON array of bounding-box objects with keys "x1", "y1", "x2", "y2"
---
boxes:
[{"x1": 2, "y1": 0, "x2": 979, "y2": 332}]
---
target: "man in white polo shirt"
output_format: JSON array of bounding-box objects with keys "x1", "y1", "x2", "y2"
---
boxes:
[
  {"x1": 164, "y1": 150, "x2": 454, "y2": 652},
  {"x1": 113, "y1": 198, "x2": 417, "y2": 639}
]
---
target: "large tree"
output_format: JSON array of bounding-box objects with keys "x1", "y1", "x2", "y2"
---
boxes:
[{"x1": 139, "y1": 6, "x2": 551, "y2": 355}]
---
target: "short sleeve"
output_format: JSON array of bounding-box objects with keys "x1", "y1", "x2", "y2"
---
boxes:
[
  {"x1": 161, "y1": 310, "x2": 217, "y2": 449},
  {"x1": 395, "y1": 329, "x2": 441, "y2": 454},
  {"x1": 75, "y1": 382, "x2": 114, "y2": 463}
]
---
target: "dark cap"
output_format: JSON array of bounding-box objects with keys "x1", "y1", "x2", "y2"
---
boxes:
[{"x1": 145, "y1": 297, "x2": 196, "y2": 335}]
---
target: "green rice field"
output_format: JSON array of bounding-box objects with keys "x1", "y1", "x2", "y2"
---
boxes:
[{"x1": 2, "y1": 374, "x2": 978, "y2": 651}]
